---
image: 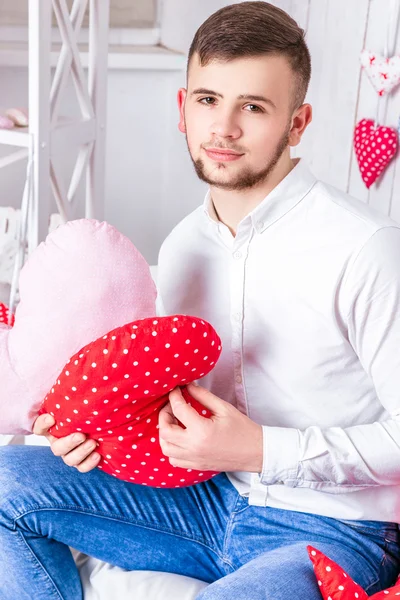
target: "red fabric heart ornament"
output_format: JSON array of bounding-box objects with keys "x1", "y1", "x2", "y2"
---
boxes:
[
  {"x1": 360, "y1": 50, "x2": 400, "y2": 96},
  {"x1": 0, "y1": 302, "x2": 14, "y2": 326},
  {"x1": 308, "y1": 545, "x2": 400, "y2": 598},
  {"x1": 354, "y1": 119, "x2": 398, "y2": 188},
  {"x1": 40, "y1": 314, "x2": 222, "y2": 488}
]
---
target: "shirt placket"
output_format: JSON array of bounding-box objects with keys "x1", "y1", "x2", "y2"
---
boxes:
[
  {"x1": 229, "y1": 223, "x2": 252, "y2": 416},
  {"x1": 231, "y1": 223, "x2": 269, "y2": 507}
]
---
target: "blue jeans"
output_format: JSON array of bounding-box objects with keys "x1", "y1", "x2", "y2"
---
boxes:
[{"x1": 0, "y1": 445, "x2": 399, "y2": 600}]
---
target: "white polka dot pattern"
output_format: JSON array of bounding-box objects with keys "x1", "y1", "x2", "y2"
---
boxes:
[
  {"x1": 0, "y1": 302, "x2": 14, "y2": 326},
  {"x1": 307, "y1": 544, "x2": 400, "y2": 598},
  {"x1": 40, "y1": 314, "x2": 223, "y2": 488},
  {"x1": 353, "y1": 119, "x2": 398, "y2": 189}
]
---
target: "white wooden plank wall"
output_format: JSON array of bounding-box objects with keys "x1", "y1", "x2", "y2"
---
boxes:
[
  {"x1": 280, "y1": 0, "x2": 399, "y2": 219},
  {"x1": 0, "y1": 0, "x2": 399, "y2": 265},
  {"x1": 0, "y1": 0, "x2": 156, "y2": 28}
]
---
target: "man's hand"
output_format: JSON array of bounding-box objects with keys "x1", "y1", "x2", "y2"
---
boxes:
[
  {"x1": 33, "y1": 413, "x2": 101, "y2": 473},
  {"x1": 158, "y1": 382, "x2": 263, "y2": 473}
]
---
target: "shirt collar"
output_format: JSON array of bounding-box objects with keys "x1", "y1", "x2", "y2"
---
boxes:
[{"x1": 202, "y1": 158, "x2": 317, "y2": 234}]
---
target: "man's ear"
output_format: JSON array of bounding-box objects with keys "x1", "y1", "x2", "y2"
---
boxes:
[
  {"x1": 289, "y1": 103, "x2": 312, "y2": 147},
  {"x1": 177, "y1": 88, "x2": 187, "y2": 134}
]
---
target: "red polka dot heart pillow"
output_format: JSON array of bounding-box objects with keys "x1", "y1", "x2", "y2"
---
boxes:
[
  {"x1": 307, "y1": 545, "x2": 400, "y2": 598},
  {"x1": 0, "y1": 302, "x2": 14, "y2": 326},
  {"x1": 353, "y1": 119, "x2": 398, "y2": 188},
  {"x1": 39, "y1": 313, "x2": 222, "y2": 487},
  {"x1": 0, "y1": 220, "x2": 222, "y2": 490}
]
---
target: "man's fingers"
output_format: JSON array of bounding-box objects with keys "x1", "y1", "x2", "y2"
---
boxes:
[
  {"x1": 33, "y1": 414, "x2": 101, "y2": 473},
  {"x1": 168, "y1": 387, "x2": 203, "y2": 428},
  {"x1": 74, "y1": 451, "x2": 102, "y2": 473},
  {"x1": 61, "y1": 438, "x2": 99, "y2": 468},
  {"x1": 159, "y1": 437, "x2": 188, "y2": 460},
  {"x1": 33, "y1": 413, "x2": 55, "y2": 435},
  {"x1": 158, "y1": 401, "x2": 178, "y2": 427},
  {"x1": 32, "y1": 413, "x2": 57, "y2": 443},
  {"x1": 50, "y1": 432, "x2": 88, "y2": 458},
  {"x1": 185, "y1": 383, "x2": 228, "y2": 414}
]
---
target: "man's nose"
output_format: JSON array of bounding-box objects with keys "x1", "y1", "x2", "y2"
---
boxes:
[{"x1": 210, "y1": 110, "x2": 242, "y2": 139}]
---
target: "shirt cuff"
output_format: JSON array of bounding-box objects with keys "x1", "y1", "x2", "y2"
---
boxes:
[{"x1": 259, "y1": 425, "x2": 301, "y2": 487}]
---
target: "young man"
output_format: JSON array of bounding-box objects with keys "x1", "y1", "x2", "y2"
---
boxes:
[{"x1": 1, "y1": 2, "x2": 400, "y2": 598}]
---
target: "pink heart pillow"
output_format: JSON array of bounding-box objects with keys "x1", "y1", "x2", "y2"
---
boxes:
[
  {"x1": 308, "y1": 545, "x2": 400, "y2": 598},
  {"x1": 40, "y1": 314, "x2": 222, "y2": 487},
  {"x1": 0, "y1": 219, "x2": 157, "y2": 434}
]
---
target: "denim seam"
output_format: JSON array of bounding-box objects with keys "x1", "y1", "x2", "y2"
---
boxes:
[
  {"x1": 358, "y1": 535, "x2": 395, "y2": 595},
  {"x1": 16, "y1": 529, "x2": 64, "y2": 600},
  {"x1": 13, "y1": 504, "x2": 226, "y2": 563},
  {"x1": 221, "y1": 496, "x2": 249, "y2": 568},
  {"x1": 363, "y1": 551, "x2": 386, "y2": 595},
  {"x1": 347, "y1": 527, "x2": 397, "y2": 537}
]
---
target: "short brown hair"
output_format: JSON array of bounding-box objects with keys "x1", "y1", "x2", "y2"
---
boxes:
[{"x1": 187, "y1": 1, "x2": 311, "y2": 110}]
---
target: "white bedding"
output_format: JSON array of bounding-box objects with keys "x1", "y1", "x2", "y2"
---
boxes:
[{"x1": 74, "y1": 549, "x2": 208, "y2": 600}]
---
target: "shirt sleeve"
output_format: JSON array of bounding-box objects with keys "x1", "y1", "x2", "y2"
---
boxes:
[{"x1": 259, "y1": 225, "x2": 400, "y2": 493}]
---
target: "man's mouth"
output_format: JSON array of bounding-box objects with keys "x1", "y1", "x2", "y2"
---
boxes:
[{"x1": 204, "y1": 148, "x2": 244, "y2": 162}]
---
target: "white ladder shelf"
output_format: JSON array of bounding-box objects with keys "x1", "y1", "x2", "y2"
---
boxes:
[{"x1": 0, "y1": 0, "x2": 110, "y2": 251}]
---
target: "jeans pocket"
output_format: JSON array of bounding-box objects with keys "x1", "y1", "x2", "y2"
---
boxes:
[
  {"x1": 339, "y1": 519, "x2": 399, "y2": 542},
  {"x1": 384, "y1": 535, "x2": 400, "y2": 570}
]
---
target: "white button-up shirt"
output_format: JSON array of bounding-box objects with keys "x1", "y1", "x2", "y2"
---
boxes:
[{"x1": 156, "y1": 158, "x2": 400, "y2": 522}]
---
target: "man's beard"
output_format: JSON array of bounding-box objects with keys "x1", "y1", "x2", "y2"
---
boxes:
[{"x1": 187, "y1": 125, "x2": 291, "y2": 191}]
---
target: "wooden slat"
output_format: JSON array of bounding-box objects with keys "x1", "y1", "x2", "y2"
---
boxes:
[
  {"x1": 296, "y1": 0, "x2": 370, "y2": 193},
  {"x1": 347, "y1": 0, "x2": 399, "y2": 214},
  {"x1": 370, "y1": 1, "x2": 400, "y2": 221},
  {"x1": 28, "y1": 0, "x2": 52, "y2": 249},
  {"x1": 50, "y1": 0, "x2": 88, "y2": 126},
  {"x1": 86, "y1": 0, "x2": 110, "y2": 219}
]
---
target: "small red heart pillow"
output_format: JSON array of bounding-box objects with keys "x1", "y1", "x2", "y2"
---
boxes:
[
  {"x1": 308, "y1": 545, "x2": 400, "y2": 598},
  {"x1": 0, "y1": 302, "x2": 14, "y2": 326},
  {"x1": 353, "y1": 119, "x2": 398, "y2": 188},
  {"x1": 40, "y1": 313, "x2": 222, "y2": 488}
]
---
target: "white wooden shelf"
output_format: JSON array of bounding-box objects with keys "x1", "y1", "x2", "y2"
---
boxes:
[
  {"x1": 0, "y1": 116, "x2": 96, "y2": 149},
  {"x1": 0, "y1": 126, "x2": 30, "y2": 148},
  {"x1": 0, "y1": 41, "x2": 186, "y2": 71},
  {"x1": 0, "y1": 25, "x2": 161, "y2": 47}
]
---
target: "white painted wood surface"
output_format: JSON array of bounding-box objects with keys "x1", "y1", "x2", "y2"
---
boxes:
[
  {"x1": 0, "y1": 0, "x2": 156, "y2": 28},
  {"x1": 0, "y1": 0, "x2": 399, "y2": 268},
  {"x1": 286, "y1": 0, "x2": 400, "y2": 218}
]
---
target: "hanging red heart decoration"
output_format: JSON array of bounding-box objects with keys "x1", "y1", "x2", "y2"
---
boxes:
[
  {"x1": 0, "y1": 302, "x2": 14, "y2": 326},
  {"x1": 353, "y1": 119, "x2": 398, "y2": 188}
]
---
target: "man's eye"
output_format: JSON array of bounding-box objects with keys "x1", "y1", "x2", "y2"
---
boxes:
[
  {"x1": 199, "y1": 97, "x2": 215, "y2": 105},
  {"x1": 245, "y1": 104, "x2": 262, "y2": 113}
]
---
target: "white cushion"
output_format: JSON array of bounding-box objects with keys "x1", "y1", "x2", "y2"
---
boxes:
[{"x1": 73, "y1": 549, "x2": 208, "y2": 600}]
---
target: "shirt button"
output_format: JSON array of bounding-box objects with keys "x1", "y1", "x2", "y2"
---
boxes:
[
  {"x1": 234, "y1": 313, "x2": 241, "y2": 321},
  {"x1": 258, "y1": 221, "x2": 264, "y2": 230},
  {"x1": 235, "y1": 375, "x2": 242, "y2": 384},
  {"x1": 277, "y1": 480, "x2": 284, "y2": 485},
  {"x1": 233, "y1": 251, "x2": 242, "y2": 259}
]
